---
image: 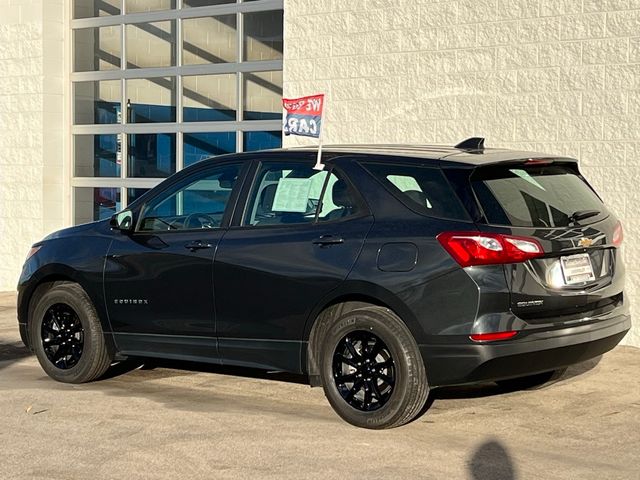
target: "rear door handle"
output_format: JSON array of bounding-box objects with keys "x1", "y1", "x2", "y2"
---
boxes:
[
  {"x1": 184, "y1": 240, "x2": 213, "y2": 251},
  {"x1": 312, "y1": 235, "x2": 344, "y2": 246}
]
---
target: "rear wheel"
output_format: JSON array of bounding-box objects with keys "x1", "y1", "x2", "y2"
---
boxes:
[
  {"x1": 319, "y1": 306, "x2": 429, "y2": 429},
  {"x1": 29, "y1": 282, "x2": 112, "y2": 383}
]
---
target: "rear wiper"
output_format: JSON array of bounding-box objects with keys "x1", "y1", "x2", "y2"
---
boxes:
[{"x1": 569, "y1": 209, "x2": 600, "y2": 224}]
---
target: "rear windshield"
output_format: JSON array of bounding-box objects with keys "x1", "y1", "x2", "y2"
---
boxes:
[
  {"x1": 362, "y1": 163, "x2": 470, "y2": 221},
  {"x1": 472, "y1": 164, "x2": 605, "y2": 227}
]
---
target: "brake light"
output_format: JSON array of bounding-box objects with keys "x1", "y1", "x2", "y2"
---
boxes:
[
  {"x1": 437, "y1": 231, "x2": 544, "y2": 267},
  {"x1": 524, "y1": 158, "x2": 553, "y2": 165},
  {"x1": 470, "y1": 331, "x2": 518, "y2": 342},
  {"x1": 613, "y1": 221, "x2": 623, "y2": 248}
]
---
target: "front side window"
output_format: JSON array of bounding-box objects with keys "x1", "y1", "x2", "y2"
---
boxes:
[
  {"x1": 243, "y1": 162, "x2": 360, "y2": 227},
  {"x1": 138, "y1": 163, "x2": 241, "y2": 232}
]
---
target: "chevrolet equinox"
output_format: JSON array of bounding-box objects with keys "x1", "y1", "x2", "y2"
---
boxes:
[{"x1": 17, "y1": 138, "x2": 631, "y2": 429}]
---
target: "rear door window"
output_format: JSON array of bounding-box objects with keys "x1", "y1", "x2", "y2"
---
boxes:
[
  {"x1": 471, "y1": 164, "x2": 605, "y2": 227},
  {"x1": 362, "y1": 163, "x2": 470, "y2": 221},
  {"x1": 243, "y1": 161, "x2": 361, "y2": 226}
]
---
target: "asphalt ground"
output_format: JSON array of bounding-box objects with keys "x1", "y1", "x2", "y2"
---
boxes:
[{"x1": 1, "y1": 291, "x2": 639, "y2": 479}]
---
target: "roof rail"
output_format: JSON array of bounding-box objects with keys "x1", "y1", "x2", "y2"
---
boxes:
[{"x1": 455, "y1": 137, "x2": 485, "y2": 150}]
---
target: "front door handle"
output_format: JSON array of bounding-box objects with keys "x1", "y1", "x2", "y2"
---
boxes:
[
  {"x1": 312, "y1": 235, "x2": 344, "y2": 246},
  {"x1": 184, "y1": 240, "x2": 213, "y2": 251}
]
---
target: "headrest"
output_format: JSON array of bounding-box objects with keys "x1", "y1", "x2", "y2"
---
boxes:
[{"x1": 332, "y1": 180, "x2": 352, "y2": 208}]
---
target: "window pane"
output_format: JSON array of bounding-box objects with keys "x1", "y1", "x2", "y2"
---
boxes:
[
  {"x1": 126, "y1": 21, "x2": 176, "y2": 69},
  {"x1": 243, "y1": 131, "x2": 281, "y2": 152},
  {"x1": 73, "y1": 26, "x2": 121, "y2": 72},
  {"x1": 74, "y1": 134, "x2": 122, "y2": 177},
  {"x1": 243, "y1": 162, "x2": 328, "y2": 227},
  {"x1": 183, "y1": 15, "x2": 237, "y2": 65},
  {"x1": 74, "y1": 80, "x2": 121, "y2": 125},
  {"x1": 243, "y1": 11, "x2": 283, "y2": 62},
  {"x1": 125, "y1": 0, "x2": 175, "y2": 14},
  {"x1": 243, "y1": 71, "x2": 282, "y2": 120},
  {"x1": 184, "y1": 132, "x2": 236, "y2": 167},
  {"x1": 74, "y1": 0, "x2": 121, "y2": 19},
  {"x1": 126, "y1": 78, "x2": 176, "y2": 123},
  {"x1": 128, "y1": 133, "x2": 176, "y2": 178},
  {"x1": 128, "y1": 188, "x2": 150, "y2": 206},
  {"x1": 363, "y1": 163, "x2": 470, "y2": 221},
  {"x1": 471, "y1": 165, "x2": 604, "y2": 227},
  {"x1": 184, "y1": 0, "x2": 235, "y2": 7},
  {"x1": 183, "y1": 74, "x2": 236, "y2": 122},
  {"x1": 139, "y1": 164, "x2": 241, "y2": 231},
  {"x1": 317, "y1": 173, "x2": 360, "y2": 222},
  {"x1": 75, "y1": 187, "x2": 121, "y2": 225}
]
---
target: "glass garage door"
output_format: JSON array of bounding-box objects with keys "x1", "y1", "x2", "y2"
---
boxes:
[{"x1": 71, "y1": 0, "x2": 283, "y2": 224}]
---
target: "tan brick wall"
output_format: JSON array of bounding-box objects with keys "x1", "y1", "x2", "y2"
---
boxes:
[
  {"x1": 283, "y1": 0, "x2": 640, "y2": 347},
  {"x1": 0, "y1": 0, "x2": 67, "y2": 291}
]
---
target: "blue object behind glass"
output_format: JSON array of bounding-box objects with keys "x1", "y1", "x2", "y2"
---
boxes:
[
  {"x1": 244, "y1": 131, "x2": 282, "y2": 152},
  {"x1": 94, "y1": 134, "x2": 120, "y2": 177},
  {"x1": 184, "y1": 132, "x2": 236, "y2": 167}
]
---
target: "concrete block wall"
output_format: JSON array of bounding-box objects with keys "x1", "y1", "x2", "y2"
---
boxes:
[
  {"x1": 0, "y1": 0, "x2": 66, "y2": 291},
  {"x1": 283, "y1": 0, "x2": 640, "y2": 347}
]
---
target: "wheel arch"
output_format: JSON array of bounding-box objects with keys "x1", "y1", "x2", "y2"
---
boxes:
[
  {"x1": 19, "y1": 267, "x2": 116, "y2": 357},
  {"x1": 303, "y1": 281, "x2": 423, "y2": 386}
]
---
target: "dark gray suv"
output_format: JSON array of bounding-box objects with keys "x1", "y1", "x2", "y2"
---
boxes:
[{"x1": 18, "y1": 138, "x2": 630, "y2": 429}]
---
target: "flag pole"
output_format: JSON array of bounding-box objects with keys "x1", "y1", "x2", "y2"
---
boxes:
[{"x1": 313, "y1": 97, "x2": 325, "y2": 171}]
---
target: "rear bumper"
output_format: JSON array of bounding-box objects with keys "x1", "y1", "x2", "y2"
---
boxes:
[{"x1": 420, "y1": 311, "x2": 631, "y2": 387}]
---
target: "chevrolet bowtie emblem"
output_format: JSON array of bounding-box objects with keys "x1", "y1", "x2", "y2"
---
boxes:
[{"x1": 578, "y1": 237, "x2": 594, "y2": 248}]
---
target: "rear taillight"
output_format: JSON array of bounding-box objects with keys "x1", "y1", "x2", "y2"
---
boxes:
[
  {"x1": 613, "y1": 221, "x2": 623, "y2": 248},
  {"x1": 470, "y1": 331, "x2": 518, "y2": 342},
  {"x1": 437, "y1": 231, "x2": 544, "y2": 267}
]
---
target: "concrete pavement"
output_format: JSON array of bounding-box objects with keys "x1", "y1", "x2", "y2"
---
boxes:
[{"x1": 1, "y1": 291, "x2": 638, "y2": 479}]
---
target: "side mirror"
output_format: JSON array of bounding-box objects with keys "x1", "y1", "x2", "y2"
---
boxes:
[{"x1": 110, "y1": 209, "x2": 134, "y2": 232}]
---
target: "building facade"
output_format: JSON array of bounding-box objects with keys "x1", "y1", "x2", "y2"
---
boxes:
[{"x1": 0, "y1": 0, "x2": 638, "y2": 346}]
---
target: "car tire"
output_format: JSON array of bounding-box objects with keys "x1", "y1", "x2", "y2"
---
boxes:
[
  {"x1": 29, "y1": 282, "x2": 112, "y2": 383},
  {"x1": 319, "y1": 306, "x2": 429, "y2": 429}
]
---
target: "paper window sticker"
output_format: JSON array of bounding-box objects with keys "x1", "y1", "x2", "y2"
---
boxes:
[{"x1": 271, "y1": 178, "x2": 312, "y2": 213}]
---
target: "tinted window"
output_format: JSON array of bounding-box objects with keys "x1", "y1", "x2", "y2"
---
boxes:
[
  {"x1": 243, "y1": 162, "x2": 359, "y2": 226},
  {"x1": 472, "y1": 165, "x2": 604, "y2": 227},
  {"x1": 363, "y1": 163, "x2": 470, "y2": 221},
  {"x1": 139, "y1": 163, "x2": 240, "y2": 231}
]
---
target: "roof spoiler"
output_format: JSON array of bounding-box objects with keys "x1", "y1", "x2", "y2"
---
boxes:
[{"x1": 455, "y1": 137, "x2": 485, "y2": 150}]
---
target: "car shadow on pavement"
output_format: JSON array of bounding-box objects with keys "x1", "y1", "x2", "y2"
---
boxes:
[
  {"x1": 0, "y1": 341, "x2": 33, "y2": 370},
  {"x1": 101, "y1": 357, "x2": 309, "y2": 385},
  {"x1": 430, "y1": 355, "x2": 602, "y2": 401},
  {"x1": 467, "y1": 439, "x2": 516, "y2": 480}
]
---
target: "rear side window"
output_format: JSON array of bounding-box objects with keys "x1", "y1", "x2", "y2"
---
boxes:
[
  {"x1": 472, "y1": 164, "x2": 604, "y2": 227},
  {"x1": 362, "y1": 163, "x2": 470, "y2": 221}
]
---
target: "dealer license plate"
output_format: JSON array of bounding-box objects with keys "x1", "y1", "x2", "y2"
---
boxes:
[{"x1": 560, "y1": 253, "x2": 595, "y2": 285}]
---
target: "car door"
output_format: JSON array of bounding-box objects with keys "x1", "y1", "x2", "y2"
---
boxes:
[
  {"x1": 214, "y1": 156, "x2": 374, "y2": 372},
  {"x1": 104, "y1": 161, "x2": 246, "y2": 359}
]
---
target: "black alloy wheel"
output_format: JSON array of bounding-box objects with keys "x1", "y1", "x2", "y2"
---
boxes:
[
  {"x1": 41, "y1": 303, "x2": 85, "y2": 369},
  {"x1": 318, "y1": 306, "x2": 429, "y2": 429},
  {"x1": 333, "y1": 331, "x2": 395, "y2": 412}
]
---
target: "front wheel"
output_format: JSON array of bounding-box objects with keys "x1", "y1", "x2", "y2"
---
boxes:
[
  {"x1": 319, "y1": 306, "x2": 429, "y2": 429},
  {"x1": 29, "y1": 282, "x2": 112, "y2": 383}
]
